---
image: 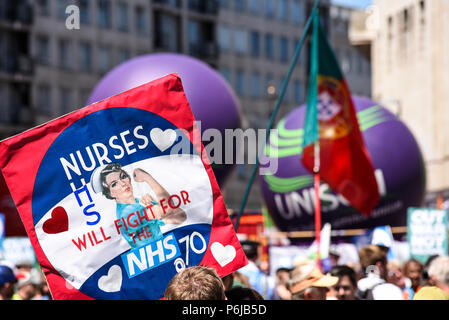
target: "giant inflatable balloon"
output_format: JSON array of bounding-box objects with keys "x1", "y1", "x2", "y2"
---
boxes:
[
  {"x1": 259, "y1": 96, "x2": 426, "y2": 232},
  {"x1": 88, "y1": 53, "x2": 241, "y2": 187}
]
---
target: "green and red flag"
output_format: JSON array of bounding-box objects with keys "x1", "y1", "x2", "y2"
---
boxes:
[{"x1": 302, "y1": 11, "x2": 380, "y2": 216}]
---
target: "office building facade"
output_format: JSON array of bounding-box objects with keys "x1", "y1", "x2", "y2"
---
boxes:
[{"x1": 0, "y1": 0, "x2": 371, "y2": 210}]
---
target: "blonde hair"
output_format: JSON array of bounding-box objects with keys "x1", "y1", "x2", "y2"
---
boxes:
[
  {"x1": 428, "y1": 255, "x2": 449, "y2": 287},
  {"x1": 164, "y1": 266, "x2": 226, "y2": 300}
]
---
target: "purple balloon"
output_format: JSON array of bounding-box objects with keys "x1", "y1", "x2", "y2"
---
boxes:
[
  {"x1": 88, "y1": 53, "x2": 241, "y2": 186},
  {"x1": 259, "y1": 96, "x2": 426, "y2": 232}
]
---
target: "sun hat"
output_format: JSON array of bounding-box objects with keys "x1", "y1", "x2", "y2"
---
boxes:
[
  {"x1": 15, "y1": 269, "x2": 41, "y2": 289},
  {"x1": 413, "y1": 286, "x2": 449, "y2": 300},
  {"x1": 289, "y1": 262, "x2": 339, "y2": 294}
]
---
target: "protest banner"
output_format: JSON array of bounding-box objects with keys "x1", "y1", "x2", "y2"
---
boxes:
[
  {"x1": 0, "y1": 74, "x2": 247, "y2": 299},
  {"x1": 407, "y1": 207, "x2": 448, "y2": 264},
  {"x1": 1, "y1": 237, "x2": 36, "y2": 267}
]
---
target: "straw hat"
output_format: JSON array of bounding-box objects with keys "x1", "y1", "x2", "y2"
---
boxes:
[{"x1": 289, "y1": 262, "x2": 338, "y2": 294}]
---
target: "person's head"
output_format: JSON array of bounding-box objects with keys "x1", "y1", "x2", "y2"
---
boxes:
[
  {"x1": 404, "y1": 259, "x2": 423, "y2": 291},
  {"x1": 15, "y1": 270, "x2": 39, "y2": 300},
  {"x1": 0, "y1": 264, "x2": 17, "y2": 299},
  {"x1": 329, "y1": 265, "x2": 357, "y2": 300},
  {"x1": 291, "y1": 286, "x2": 328, "y2": 300},
  {"x1": 225, "y1": 286, "x2": 264, "y2": 300},
  {"x1": 240, "y1": 240, "x2": 259, "y2": 262},
  {"x1": 427, "y1": 255, "x2": 449, "y2": 294},
  {"x1": 222, "y1": 273, "x2": 234, "y2": 291},
  {"x1": 275, "y1": 267, "x2": 291, "y2": 285},
  {"x1": 15, "y1": 260, "x2": 33, "y2": 273},
  {"x1": 358, "y1": 245, "x2": 388, "y2": 279},
  {"x1": 288, "y1": 263, "x2": 338, "y2": 300},
  {"x1": 164, "y1": 266, "x2": 226, "y2": 300},
  {"x1": 387, "y1": 259, "x2": 406, "y2": 289},
  {"x1": 422, "y1": 254, "x2": 439, "y2": 286},
  {"x1": 99, "y1": 163, "x2": 133, "y2": 202},
  {"x1": 232, "y1": 271, "x2": 250, "y2": 288}
]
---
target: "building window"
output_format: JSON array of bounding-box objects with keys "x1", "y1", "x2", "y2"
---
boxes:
[
  {"x1": 97, "y1": 0, "x2": 111, "y2": 28},
  {"x1": 219, "y1": 67, "x2": 231, "y2": 84},
  {"x1": 117, "y1": 48, "x2": 130, "y2": 64},
  {"x1": 250, "y1": 72, "x2": 261, "y2": 98},
  {"x1": 218, "y1": 25, "x2": 231, "y2": 52},
  {"x1": 79, "y1": 42, "x2": 92, "y2": 72},
  {"x1": 235, "y1": 70, "x2": 245, "y2": 96},
  {"x1": 157, "y1": 0, "x2": 180, "y2": 8},
  {"x1": 37, "y1": 85, "x2": 52, "y2": 114},
  {"x1": 36, "y1": 0, "x2": 50, "y2": 16},
  {"x1": 264, "y1": 0, "x2": 275, "y2": 18},
  {"x1": 219, "y1": 0, "x2": 230, "y2": 9},
  {"x1": 56, "y1": 0, "x2": 69, "y2": 20},
  {"x1": 248, "y1": 0, "x2": 259, "y2": 15},
  {"x1": 36, "y1": 35, "x2": 51, "y2": 66},
  {"x1": 234, "y1": 0, "x2": 246, "y2": 12},
  {"x1": 58, "y1": 39, "x2": 72, "y2": 70},
  {"x1": 98, "y1": 46, "x2": 112, "y2": 74},
  {"x1": 234, "y1": 28, "x2": 247, "y2": 55},
  {"x1": 280, "y1": 37, "x2": 289, "y2": 63},
  {"x1": 264, "y1": 33, "x2": 274, "y2": 60},
  {"x1": 250, "y1": 31, "x2": 260, "y2": 57},
  {"x1": 154, "y1": 12, "x2": 179, "y2": 51},
  {"x1": 116, "y1": 2, "x2": 129, "y2": 32},
  {"x1": 419, "y1": 0, "x2": 426, "y2": 23},
  {"x1": 188, "y1": 20, "x2": 201, "y2": 56},
  {"x1": 278, "y1": 0, "x2": 288, "y2": 21},
  {"x1": 79, "y1": 0, "x2": 90, "y2": 24},
  {"x1": 419, "y1": 0, "x2": 426, "y2": 54},
  {"x1": 292, "y1": 0, "x2": 304, "y2": 24},
  {"x1": 60, "y1": 87, "x2": 74, "y2": 115},
  {"x1": 135, "y1": 6, "x2": 148, "y2": 35},
  {"x1": 294, "y1": 80, "x2": 303, "y2": 104}
]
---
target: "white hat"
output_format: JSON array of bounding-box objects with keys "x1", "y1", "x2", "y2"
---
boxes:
[{"x1": 90, "y1": 165, "x2": 107, "y2": 194}]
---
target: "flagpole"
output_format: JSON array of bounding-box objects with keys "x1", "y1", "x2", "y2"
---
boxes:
[
  {"x1": 314, "y1": 141, "x2": 322, "y2": 271},
  {"x1": 308, "y1": 9, "x2": 322, "y2": 271},
  {"x1": 233, "y1": 0, "x2": 322, "y2": 233}
]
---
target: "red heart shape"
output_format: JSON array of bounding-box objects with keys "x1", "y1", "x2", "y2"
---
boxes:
[{"x1": 43, "y1": 206, "x2": 69, "y2": 234}]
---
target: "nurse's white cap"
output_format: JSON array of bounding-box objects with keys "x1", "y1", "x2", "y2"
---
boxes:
[{"x1": 90, "y1": 165, "x2": 108, "y2": 194}]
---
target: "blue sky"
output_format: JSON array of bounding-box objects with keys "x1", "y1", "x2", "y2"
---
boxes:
[{"x1": 331, "y1": 0, "x2": 372, "y2": 9}]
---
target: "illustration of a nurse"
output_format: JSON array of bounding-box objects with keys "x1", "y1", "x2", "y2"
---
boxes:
[{"x1": 90, "y1": 163, "x2": 186, "y2": 248}]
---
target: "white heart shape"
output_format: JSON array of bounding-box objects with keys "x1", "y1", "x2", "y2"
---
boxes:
[
  {"x1": 210, "y1": 242, "x2": 236, "y2": 267},
  {"x1": 98, "y1": 265, "x2": 122, "y2": 293},
  {"x1": 150, "y1": 128, "x2": 177, "y2": 152}
]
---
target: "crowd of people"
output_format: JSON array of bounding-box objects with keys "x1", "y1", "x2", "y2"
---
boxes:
[
  {"x1": 165, "y1": 241, "x2": 449, "y2": 301},
  {"x1": 1, "y1": 242, "x2": 449, "y2": 300},
  {"x1": 0, "y1": 259, "x2": 51, "y2": 300}
]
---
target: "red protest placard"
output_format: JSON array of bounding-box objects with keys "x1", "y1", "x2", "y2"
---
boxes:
[{"x1": 0, "y1": 74, "x2": 247, "y2": 300}]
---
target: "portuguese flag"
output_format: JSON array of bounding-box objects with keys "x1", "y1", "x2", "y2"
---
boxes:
[{"x1": 302, "y1": 11, "x2": 380, "y2": 216}]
